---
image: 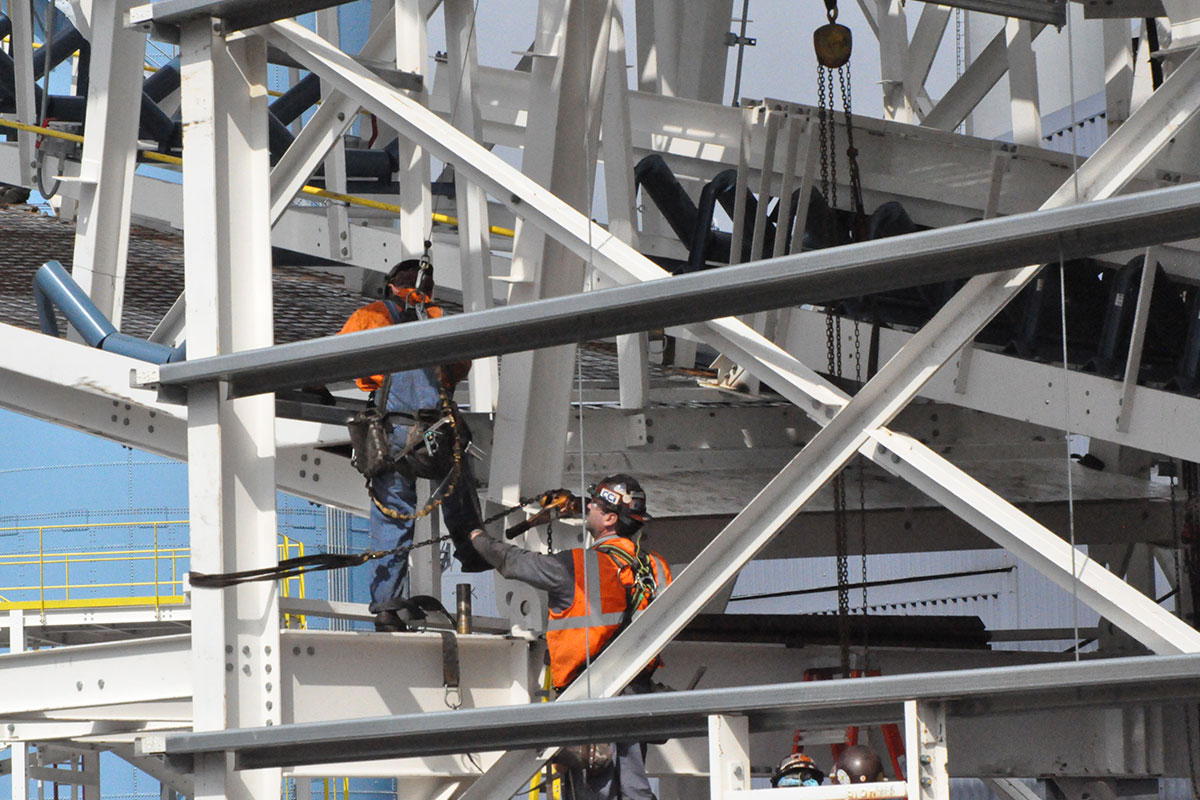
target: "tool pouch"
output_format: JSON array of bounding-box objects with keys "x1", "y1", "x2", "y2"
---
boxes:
[
  {"x1": 402, "y1": 404, "x2": 472, "y2": 480},
  {"x1": 347, "y1": 407, "x2": 394, "y2": 478},
  {"x1": 553, "y1": 743, "x2": 614, "y2": 774}
]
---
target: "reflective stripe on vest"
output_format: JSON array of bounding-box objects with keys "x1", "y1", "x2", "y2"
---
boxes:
[
  {"x1": 546, "y1": 549, "x2": 625, "y2": 630},
  {"x1": 545, "y1": 540, "x2": 672, "y2": 689}
]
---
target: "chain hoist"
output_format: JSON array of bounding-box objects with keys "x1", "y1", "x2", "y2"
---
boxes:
[{"x1": 816, "y1": 0, "x2": 864, "y2": 680}]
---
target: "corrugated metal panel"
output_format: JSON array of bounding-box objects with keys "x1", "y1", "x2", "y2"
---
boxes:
[{"x1": 729, "y1": 548, "x2": 1101, "y2": 654}]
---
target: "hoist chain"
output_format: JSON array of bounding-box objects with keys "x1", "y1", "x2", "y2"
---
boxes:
[
  {"x1": 815, "y1": 0, "x2": 863, "y2": 677},
  {"x1": 854, "y1": 319, "x2": 869, "y2": 663},
  {"x1": 818, "y1": 75, "x2": 830, "y2": 211},
  {"x1": 839, "y1": 63, "x2": 866, "y2": 230}
]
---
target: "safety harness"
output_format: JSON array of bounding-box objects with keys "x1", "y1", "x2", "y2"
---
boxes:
[
  {"x1": 364, "y1": 292, "x2": 468, "y2": 523},
  {"x1": 595, "y1": 537, "x2": 661, "y2": 617}
]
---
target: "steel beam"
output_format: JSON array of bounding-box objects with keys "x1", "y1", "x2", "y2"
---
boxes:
[
  {"x1": 178, "y1": 19, "x2": 280, "y2": 800},
  {"x1": 145, "y1": 179, "x2": 1200, "y2": 396},
  {"x1": 10, "y1": 0, "x2": 36, "y2": 188},
  {"x1": 128, "y1": 0, "x2": 358, "y2": 36},
  {"x1": 69, "y1": 0, "x2": 145, "y2": 328},
  {"x1": 0, "y1": 635, "x2": 189, "y2": 716},
  {"x1": 453, "y1": 40, "x2": 1200, "y2": 800},
  {"x1": 142, "y1": 653, "x2": 1200, "y2": 769},
  {"x1": 922, "y1": 23, "x2": 1046, "y2": 132},
  {"x1": 444, "y1": 0, "x2": 498, "y2": 414}
]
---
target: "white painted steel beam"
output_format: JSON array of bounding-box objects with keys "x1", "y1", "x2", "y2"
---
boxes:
[
  {"x1": 877, "y1": 0, "x2": 913, "y2": 122},
  {"x1": 1005, "y1": 19, "x2": 1042, "y2": 147},
  {"x1": 904, "y1": 4, "x2": 951, "y2": 118},
  {"x1": 69, "y1": 0, "x2": 145, "y2": 328},
  {"x1": 10, "y1": 0, "x2": 37, "y2": 188},
  {"x1": 922, "y1": 24, "x2": 1046, "y2": 132},
  {"x1": 178, "y1": 20, "x2": 280, "y2": 800},
  {"x1": 601, "y1": 0, "x2": 650, "y2": 410},
  {"x1": 0, "y1": 635, "x2": 189, "y2": 716},
  {"x1": 453, "y1": 36, "x2": 1200, "y2": 800},
  {"x1": 391, "y1": 0, "x2": 432, "y2": 262},
  {"x1": 780, "y1": 307, "x2": 1200, "y2": 467},
  {"x1": 444, "y1": 0, "x2": 498, "y2": 414},
  {"x1": 0, "y1": 324, "x2": 366, "y2": 515}
]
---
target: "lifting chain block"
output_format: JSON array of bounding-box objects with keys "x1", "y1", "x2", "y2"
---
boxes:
[{"x1": 814, "y1": 22, "x2": 852, "y2": 69}]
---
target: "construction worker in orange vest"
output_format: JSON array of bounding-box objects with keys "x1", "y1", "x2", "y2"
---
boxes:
[{"x1": 470, "y1": 474, "x2": 672, "y2": 800}]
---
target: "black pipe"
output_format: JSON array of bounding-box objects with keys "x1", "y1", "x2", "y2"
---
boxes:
[
  {"x1": 139, "y1": 92, "x2": 177, "y2": 146},
  {"x1": 143, "y1": 56, "x2": 179, "y2": 103},
  {"x1": 73, "y1": 40, "x2": 89, "y2": 99},
  {"x1": 686, "y1": 169, "x2": 737, "y2": 271},
  {"x1": 634, "y1": 153, "x2": 699, "y2": 245},
  {"x1": 32, "y1": 26, "x2": 84, "y2": 81},
  {"x1": 269, "y1": 71, "x2": 319, "y2": 126}
]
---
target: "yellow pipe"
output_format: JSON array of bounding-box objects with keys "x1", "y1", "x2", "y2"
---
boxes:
[{"x1": 0, "y1": 118, "x2": 517, "y2": 238}]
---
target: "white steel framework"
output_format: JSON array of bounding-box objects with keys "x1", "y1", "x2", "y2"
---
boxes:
[{"x1": 2, "y1": 1, "x2": 1200, "y2": 800}]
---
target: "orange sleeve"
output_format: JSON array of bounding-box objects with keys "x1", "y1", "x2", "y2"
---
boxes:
[{"x1": 339, "y1": 302, "x2": 394, "y2": 392}]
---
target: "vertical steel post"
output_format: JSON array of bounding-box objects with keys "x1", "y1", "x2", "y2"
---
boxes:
[
  {"x1": 179, "y1": 17, "x2": 281, "y2": 800},
  {"x1": 69, "y1": 0, "x2": 145, "y2": 327}
]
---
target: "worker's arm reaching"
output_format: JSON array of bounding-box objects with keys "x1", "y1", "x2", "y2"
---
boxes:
[{"x1": 470, "y1": 529, "x2": 574, "y2": 610}]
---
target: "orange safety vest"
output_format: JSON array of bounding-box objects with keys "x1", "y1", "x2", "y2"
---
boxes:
[{"x1": 546, "y1": 537, "x2": 672, "y2": 690}]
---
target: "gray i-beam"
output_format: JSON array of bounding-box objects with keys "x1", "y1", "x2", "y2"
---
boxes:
[
  {"x1": 140, "y1": 179, "x2": 1200, "y2": 397},
  {"x1": 140, "y1": 652, "x2": 1200, "y2": 770}
]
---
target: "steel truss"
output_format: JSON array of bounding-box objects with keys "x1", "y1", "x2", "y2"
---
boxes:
[{"x1": 2, "y1": 0, "x2": 1200, "y2": 799}]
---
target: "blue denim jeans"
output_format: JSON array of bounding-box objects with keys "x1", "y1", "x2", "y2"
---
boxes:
[{"x1": 367, "y1": 426, "x2": 482, "y2": 607}]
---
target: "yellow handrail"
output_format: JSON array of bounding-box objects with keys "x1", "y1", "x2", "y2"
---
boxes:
[
  {"x1": 0, "y1": 520, "x2": 308, "y2": 613},
  {"x1": 0, "y1": 118, "x2": 517, "y2": 238}
]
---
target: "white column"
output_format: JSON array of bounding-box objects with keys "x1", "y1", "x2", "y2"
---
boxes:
[
  {"x1": 444, "y1": 0, "x2": 499, "y2": 413},
  {"x1": 1103, "y1": 19, "x2": 1134, "y2": 138},
  {"x1": 877, "y1": 0, "x2": 913, "y2": 122},
  {"x1": 708, "y1": 714, "x2": 750, "y2": 800},
  {"x1": 69, "y1": 0, "x2": 144, "y2": 327},
  {"x1": 601, "y1": 0, "x2": 648, "y2": 410},
  {"x1": 1006, "y1": 19, "x2": 1042, "y2": 147},
  {"x1": 9, "y1": 611, "x2": 27, "y2": 800},
  {"x1": 393, "y1": 0, "x2": 432, "y2": 258},
  {"x1": 179, "y1": 19, "x2": 280, "y2": 800},
  {"x1": 10, "y1": 0, "x2": 37, "y2": 187},
  {"x1": 488, "y1": 0, "x2": 612, "y2": 627},
  {"x1": 677, "y1": 0, "x2": 734, "y2": 104},
  {"x1": 905, "y1": 700, "x2": 949, "y2": 800},
  {"x1": 316, "y1": 8, "x2": 352, "y2": 262}
]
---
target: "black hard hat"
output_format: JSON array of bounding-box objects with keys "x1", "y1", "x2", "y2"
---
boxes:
[
  {"x1": 385, "y1": 259, "x2": 422, "y2": 285},
  {"x1": 587, "y1": 473, "x2": 650, "y2": 526},
  {"x1": 386, "y1": 259, "x2": 433, "y2": 296},
  {"x1": 771, "y1": 753, "x2": 824, "y2": 787},
  {"x1": 830, "y1": 745, "x2": 885, "y2": 784}
]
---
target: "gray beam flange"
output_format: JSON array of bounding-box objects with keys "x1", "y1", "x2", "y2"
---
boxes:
[
  {"x1": 136, "y1": 652, "x2": 1200, "y2": 771},
  {"x1": 151, "y1": 180, "x2": 1200, "y2": 399}
]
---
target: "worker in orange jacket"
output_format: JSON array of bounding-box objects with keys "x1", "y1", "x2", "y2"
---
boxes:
[
  {"x1": 470, "y1": 474, "x2": 672, "y2": 800},
  {"x1": 340, "y1": 259, "x2": 489, "y2": 630}
]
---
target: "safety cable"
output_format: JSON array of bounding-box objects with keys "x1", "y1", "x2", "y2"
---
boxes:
[
  {"x1": 577, "y1": 1, "x2": 606, "y2": 702},
  {"x1": 0, "y1": 117, "x2": 517, "y2": 238},
  {"x1": 189, "y1": 489, "x2": 558, "y2": 589},
  {"x1": 1056, "y1": 242, "x2": 1081, "y2": 661},
  {"x1": 188, "y1": 534, "x2": 454, "y2": 589}
]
